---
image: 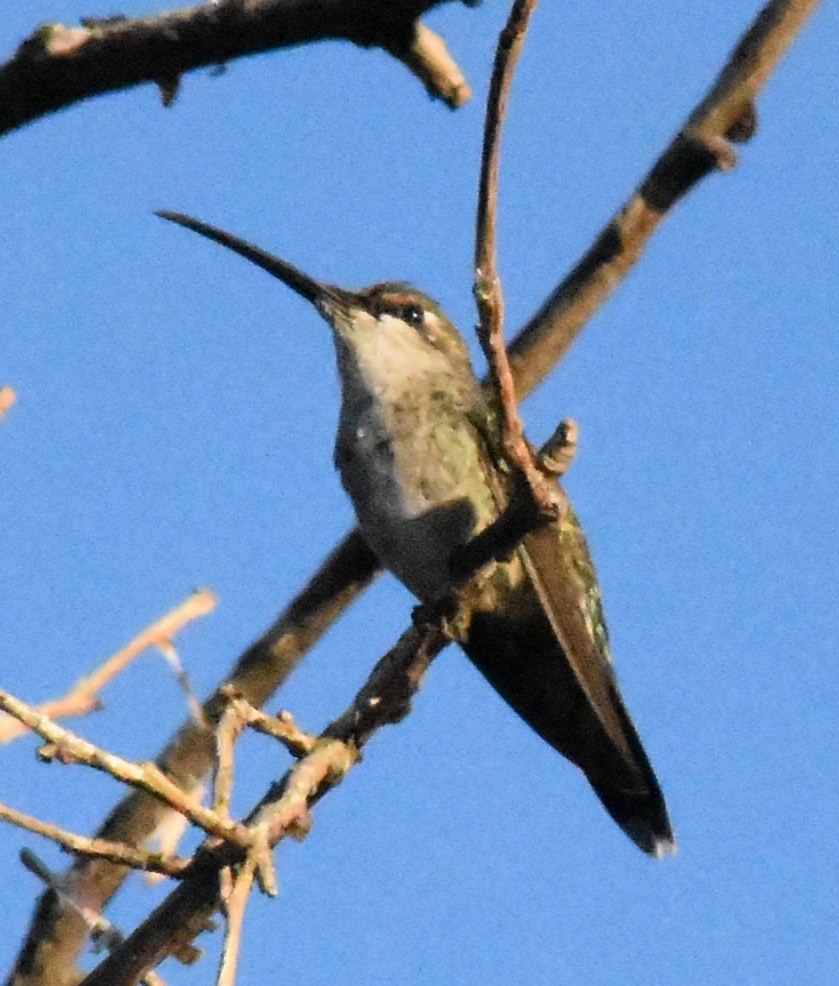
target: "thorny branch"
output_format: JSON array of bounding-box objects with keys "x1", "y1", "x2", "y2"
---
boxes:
[{"x1": 7, "y1": 2, "x2": 823, "y2": 984}]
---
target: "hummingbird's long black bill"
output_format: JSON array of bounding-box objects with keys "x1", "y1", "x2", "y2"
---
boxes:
[{"x1": 156, "y1": 210, "x2": 345, "y2": 310}]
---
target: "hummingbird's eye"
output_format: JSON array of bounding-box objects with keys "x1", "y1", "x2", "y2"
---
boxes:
[{"x1": 397, "y1": 304, "x2": 425, "y2": 329}]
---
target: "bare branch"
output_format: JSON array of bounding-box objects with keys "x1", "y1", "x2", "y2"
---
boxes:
[
  {"x1": 80, "y1": 619, "x2": 447, "y2": 986},
  {"x1": 0, "y1": 589, "x2": 217, "y2": 745},
  {"x1": 157, "y1": 640, "x2": 209, "y2": 730},
  {"x1": 20, "y1": 851, "x2": 172, "y2": 986},
  {"x1": 0, "y1": 688, "x2": 250, "y2": 846},
  {"x1": 211, "y1": 704, "x2": 245, "y2": 825},
  {"x1": 216, "y1": 849, "x2": 258, "y2": 986},
  {"x1": 217, "y1": 687, "x2": 317, "y2": 759},
  {"x1": 9, "y1": 530, "x2": 378, "y2": 986},
  {"x1": 1, "y1": 685, "x2": 318, "y2": 884},
  {"x1": 387, "y1": 20, "x2": 471, "y2": 109},
  {"x1": 473, "y1": 0, "x2": 561, "y2": 519},
  {"x1": 0, "y1": 0, "x2": 473, "y2": 138},
  {"x1": 0, "y1": 802, "x2": 188, "y2": 877},
  {"x1": 507, "y1": 0, "x2": 824, "y2": 398},
  {"x1": 470, "y1": 0, "x2": 568, "y2": 574}
]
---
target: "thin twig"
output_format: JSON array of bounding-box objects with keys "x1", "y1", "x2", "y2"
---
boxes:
[
  {"x1": 212, "y1": 702, "x2": 247, "y2": 822},
  {"x1": 216, "y1": 852, "x2": 258, "y2": 986},
  {"x1": 157, "y1": 640, "x2": 210, "y2": 729},
  {"x1": 211, "y1": 690, "x2": 317, "y2": 827},
  {"x1": 20, "y1": 850, "x2": 171, "y2": 986},
  {"x1": 0, "y1": 801, "x2": 188, "y2": 877},
  {"x1": 473, "y1": 0, "x2": 537, "y2": 466},
  {"x1": 0, "y1": 688, "x2": 250, "y2": 846},
  {"x1": 0, "y1": 589, "x2": 217, "y2": 744},
  {"x1": 473, "y1": 0, "x2": 563, "y2": 529},
  {"x1": 218, "y1": 687, "x2": 316, "y2": 758}
]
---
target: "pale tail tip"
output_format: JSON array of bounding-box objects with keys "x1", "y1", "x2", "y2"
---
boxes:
[
  {"x1": 620, "y1": 817, "x2": 678, "y2": 859},
  {"x1": 649, "y1": 834, "x2": 678, "y2": 860}
]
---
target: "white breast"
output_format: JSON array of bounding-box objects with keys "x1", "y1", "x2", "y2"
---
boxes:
[{"x1": 336, "y1": 394, "x2": 496, "y2": 601}]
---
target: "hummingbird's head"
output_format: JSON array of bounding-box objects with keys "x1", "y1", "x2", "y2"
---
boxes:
[
  {"x1": 156, "y1": 211, "x2": 474, "y2": 386},
  {"x1": 327, "y1": 281, "x2": 473, "y2": 386}
]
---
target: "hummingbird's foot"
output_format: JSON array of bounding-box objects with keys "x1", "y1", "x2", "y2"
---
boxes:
[
  {"x1": 539, "y1": 418, "x2": 579, "y2": 477},
  {"x1": 412, "y1": 591, "x2": 471, "y2": 645}
]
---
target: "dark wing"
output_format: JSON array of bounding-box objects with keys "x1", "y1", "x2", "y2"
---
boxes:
[{"x1": 463, "y1": 403, "x2": 675, "y2": 855}]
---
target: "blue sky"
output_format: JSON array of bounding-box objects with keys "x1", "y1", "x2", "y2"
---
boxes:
[{"x1": 1, "y1": 2, "x2": 836, "y2": 983}]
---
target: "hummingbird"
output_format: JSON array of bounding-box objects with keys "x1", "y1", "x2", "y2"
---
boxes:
[{"x1": 158, "y1": 210, "x2": 676, "y2": 857}]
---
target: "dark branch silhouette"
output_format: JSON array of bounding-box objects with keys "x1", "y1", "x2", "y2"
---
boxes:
[{"x1": 0, "y1": 0, "x2": 473, "y2": 137}]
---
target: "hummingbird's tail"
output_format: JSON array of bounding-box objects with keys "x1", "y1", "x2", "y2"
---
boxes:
[
  {"x1": 581, "y1": 684, "x2": 676, "y2": 858},
  {"x1": 464, "y1": 597, "x2": 676, "y2": 858}
]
